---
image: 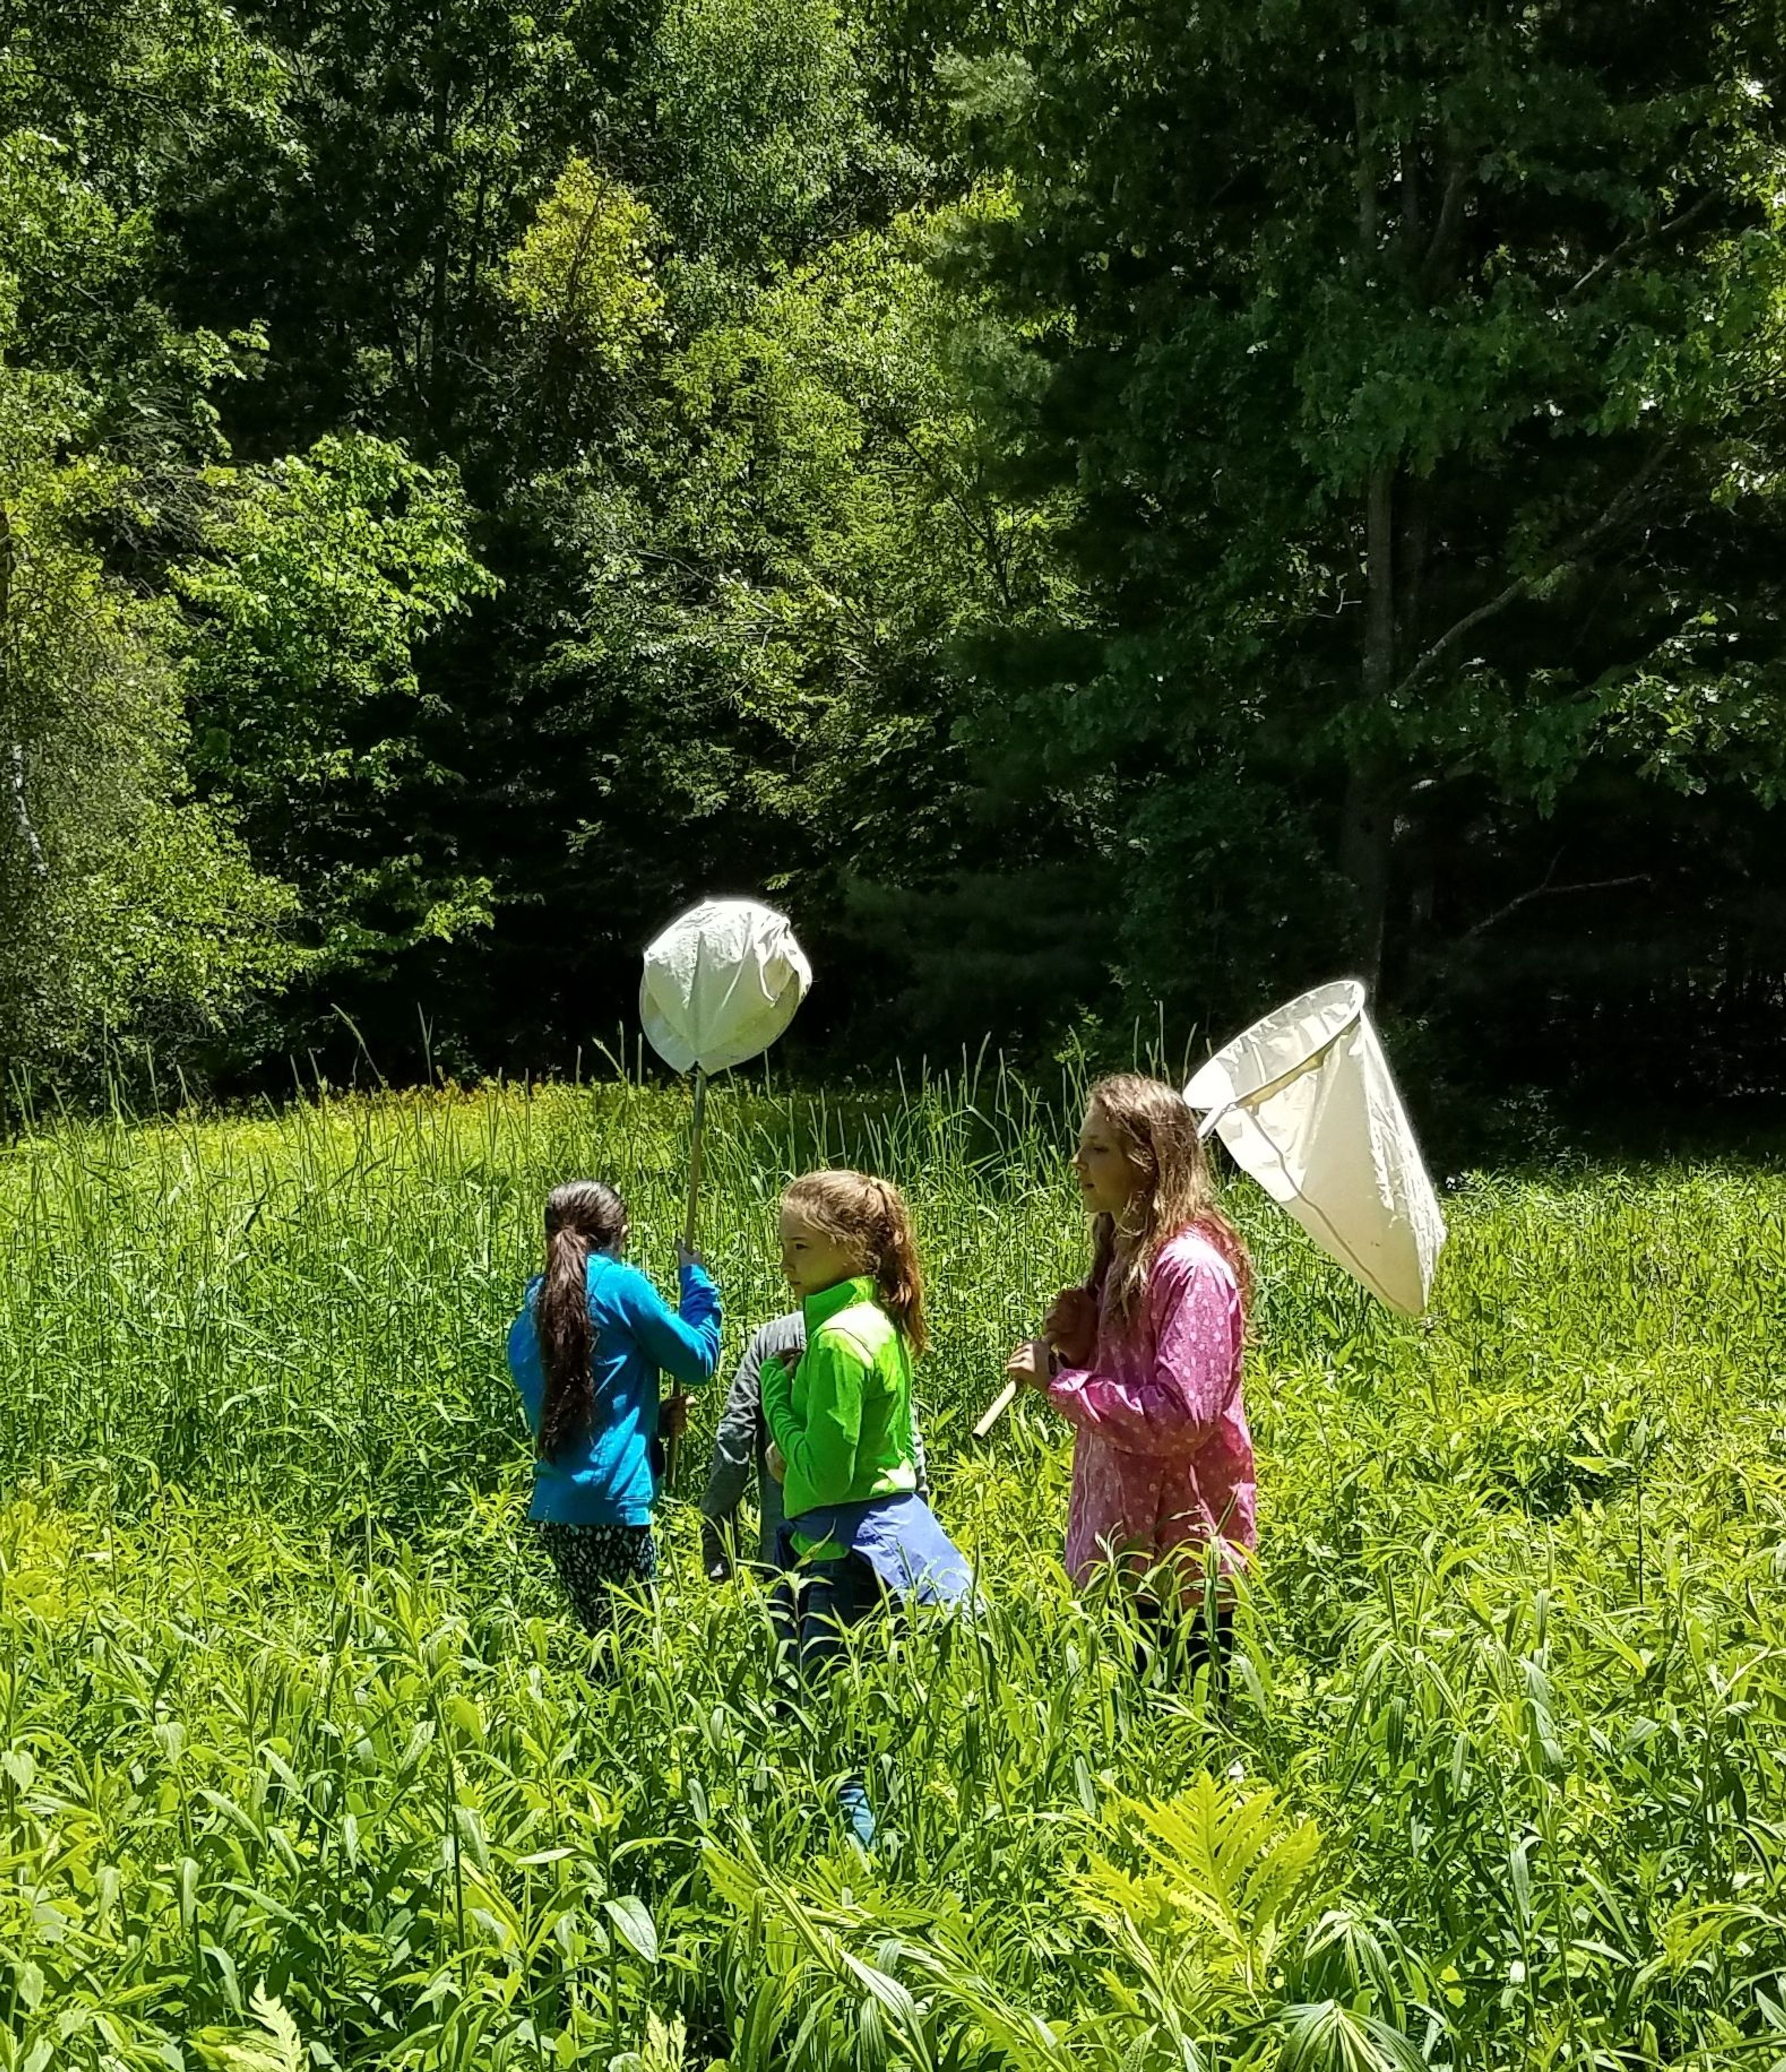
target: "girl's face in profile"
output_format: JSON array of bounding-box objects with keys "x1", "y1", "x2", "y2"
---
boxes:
[
  {"x1": 1074, "y1": 1102, "x2": 1142, "y2": 1219},
  {"x1": 779, "y1": 1206, "x2": 868, "y2": 1299}
]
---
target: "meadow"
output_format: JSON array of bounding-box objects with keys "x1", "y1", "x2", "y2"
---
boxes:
[{"x1": 0, "y1": 1069, "x2": 1784, "y2": 2072}]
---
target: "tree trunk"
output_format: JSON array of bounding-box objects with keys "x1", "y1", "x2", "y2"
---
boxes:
[
  {"x1": 427, "y1": 3, "x2": 454, "y2": 437},
  {"x1": 1340, "y1": 761, "x2": 1393, "y2": 995},
  {"x1": 0, "y1": 506, "x2": 45, "y2": 881},
  {"x1": 1342, "y1": 80, "x2": 1398, "y2": 998},
  {"x1": 1343, "y1": 464, "x2": 1396, "y2": 995}
]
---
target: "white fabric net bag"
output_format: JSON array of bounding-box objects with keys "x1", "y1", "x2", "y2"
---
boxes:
[{"x1": 1184, "y1": 979, "x2": 1446, "y2": 1314}]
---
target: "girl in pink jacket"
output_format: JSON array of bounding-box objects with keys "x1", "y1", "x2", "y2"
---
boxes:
[{"x1": 1006, "y1": 1073, "x2": 1254, "y2": 1680}]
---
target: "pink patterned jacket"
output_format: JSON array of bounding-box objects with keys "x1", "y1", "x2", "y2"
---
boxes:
[{"x1": 1046, "y1": 1225, "x2": 1254, "y2": 1602}]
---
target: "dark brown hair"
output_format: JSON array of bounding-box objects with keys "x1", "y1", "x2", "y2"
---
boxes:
[
  {"x1": 536, "y1": 1180, "x2": 628, "y2": 1460},
  {"x1": 782, "y1": 1169, "x2": 927, "y2": 1357},
  {"x1": 1084, "y1": 1073, "x2": 1253, "y2": 1324}
]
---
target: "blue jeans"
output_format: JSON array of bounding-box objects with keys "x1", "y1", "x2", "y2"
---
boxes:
[
  {"x1": 771, "y1": 1552, "x2": 891, "y2": 1849},
  {"x1": 771, "y1": 1551, "x2": 890, "y2": 1680}
]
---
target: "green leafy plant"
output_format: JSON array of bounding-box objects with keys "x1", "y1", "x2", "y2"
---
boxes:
[{"x1": 1, "y1": 1073, "x2": 1783, "y2": 2067}]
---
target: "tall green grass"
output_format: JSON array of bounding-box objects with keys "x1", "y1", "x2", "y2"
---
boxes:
[{"x1": 1, "y1": 1072, "x2": 1784, "y2": 2070}]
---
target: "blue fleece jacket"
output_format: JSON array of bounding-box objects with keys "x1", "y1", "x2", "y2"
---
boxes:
[{"x1": 508, "y1": 1254, "x2": 721, "y2": 1525}]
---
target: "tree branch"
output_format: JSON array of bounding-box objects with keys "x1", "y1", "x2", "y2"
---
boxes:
[
  {"x1": 1464, "y1": 868, "x2": 1649, "y2": 942},
  {"x1": 1570, "y1": 192, "x2": 1718, "y2": 301},
  {"x1": 1391, "y1": 437, "x2": 1679, "y2": 703}
]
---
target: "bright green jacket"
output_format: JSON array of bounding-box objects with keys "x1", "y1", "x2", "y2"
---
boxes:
[{"x1": 760, "y1": 1275, "x2": 920, "y2": 1534}]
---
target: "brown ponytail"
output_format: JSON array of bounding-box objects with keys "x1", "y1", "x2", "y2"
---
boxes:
[
  {"x1": 537, "y1": 1180, "x2": 629, "y2": 1460},
  {"x1": 782, "y1": 1169, "x2": 928, "y2": 1357}
]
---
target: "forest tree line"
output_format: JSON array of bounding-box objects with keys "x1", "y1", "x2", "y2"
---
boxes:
[{"x1": 3, "y1": 0, "x2": 1784, "y2": 1113}]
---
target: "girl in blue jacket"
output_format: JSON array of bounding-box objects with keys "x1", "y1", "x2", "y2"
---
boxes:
[{"x1": 508, "y1": 1180, "x2": 722, "y2": 1632}]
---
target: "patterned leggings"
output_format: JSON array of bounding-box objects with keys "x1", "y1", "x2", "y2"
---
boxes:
[{"x1": 534, "y1": 1521, "x2": 657, "y2": 1633}]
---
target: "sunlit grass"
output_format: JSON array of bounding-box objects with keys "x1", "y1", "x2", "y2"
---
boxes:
[{"x1": 1, "y1": 1073, "x2": 1784, "y2": 2069}]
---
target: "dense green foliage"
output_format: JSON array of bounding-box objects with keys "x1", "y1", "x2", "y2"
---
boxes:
[
  {"x1": 949, "y1": 0, "x2": 1786, "y2": 1094},
  {"x1": 2, "y1": 0, "x2": 1785, "y2": 1102},
  {"x1": 953, "y1": 4, "x2": 1786, "y2": 1069},
  {"x1": 1, "y1": 1076, "x2": 1784, "y2": 2067}
]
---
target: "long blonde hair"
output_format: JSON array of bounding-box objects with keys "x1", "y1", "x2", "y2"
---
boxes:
[
  {"x1": 782, "y1": 1169, "x2": 927, "y2": 1357},
  {"x1": 1084, "y1": 1073, "x2": 1253, "y2": 1325}
]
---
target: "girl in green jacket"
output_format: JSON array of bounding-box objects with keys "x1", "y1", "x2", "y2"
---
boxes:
[{"x1": 761, "y1": 1168, "x2": 969, "y2": 1847}]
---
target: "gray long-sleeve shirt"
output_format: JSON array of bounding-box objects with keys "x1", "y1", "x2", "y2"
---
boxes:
[{"x1": 698, "y1": 1310, "x2": 929, "y2": 1572}]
